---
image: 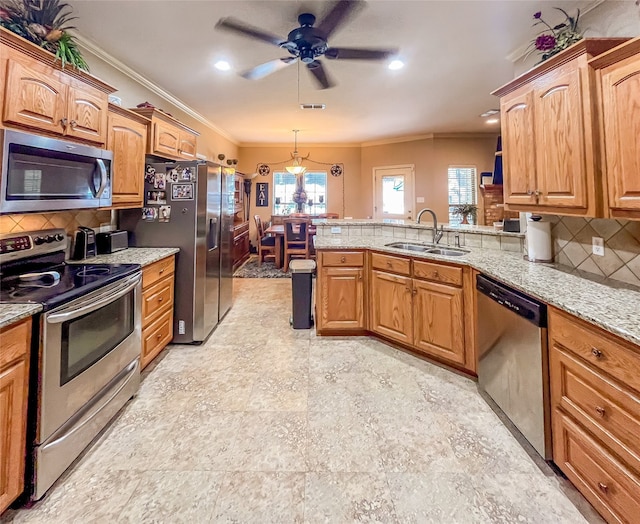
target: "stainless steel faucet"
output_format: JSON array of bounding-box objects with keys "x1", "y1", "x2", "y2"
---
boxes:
[{"x1": 416, "y1": 208, "x2": 443, "y2": 244}]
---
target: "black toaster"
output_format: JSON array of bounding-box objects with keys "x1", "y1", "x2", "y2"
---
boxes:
[{"x1": 96, "y1": 230, "x2": 128, "y2": 254}]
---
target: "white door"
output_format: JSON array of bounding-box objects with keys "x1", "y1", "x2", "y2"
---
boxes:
[{"x1": 373, "y1": 165, "x2": 414, "y2": 220}]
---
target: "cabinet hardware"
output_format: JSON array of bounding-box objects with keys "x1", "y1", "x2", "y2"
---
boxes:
[
  {"x1": 387, "y1": 261, "x2": 392, "y2": 267},
  {"x1": 358, "y1": 273, "x2": 362, "y2": 281},
  {"x1": 412, "y1": 288, "x2": 417, "y2": 296},
  {"x1": 595, "y1": 406, "x2": 606, "y2": 417},
  {"x1": 60, "y1": 118, "x2": 68, "y2": 129},
  {"x1": 597, "y1": 482, "x2": 608, "y2": 493},
  {"x1": 69, "y1": 120, "x2": 77, "y2": 129},
  {"x1": 433, "y1": 271, "x2": 439, "y2": 278},
  {"x1": 527, "y1": 189, "x2": 533, "y2": 195},
  {"x1": 159, "y1": 269, "x2": 164, "y2": 274},
  {"x1": 340, "y1": 256, "x2": 346, "y2": 263},
  {"x1": 591, "y1": 347, "x2": 603, "y2": 358},
  {"x1": 156, "y1": 333, "x2": 162, "y2": 339},
  {"x1": 158, "y1": 297, "x2": 163, "y2": 303}
]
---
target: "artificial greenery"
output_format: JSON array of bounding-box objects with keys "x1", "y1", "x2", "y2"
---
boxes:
[
  {"x1": 0, "y1": 0, "x2": 89, "y2": 71},
  {"x1": 451, "y1": 204, "x2": 478, "y2": 223}
]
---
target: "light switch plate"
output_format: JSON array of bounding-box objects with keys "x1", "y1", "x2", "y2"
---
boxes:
[
  {"x1": 331, "y1": 227, "x2": 342, "y2": 234},
  {"x1": 592, "y1": 237, "x2": 604, "y2": 256},
  {"x1": 416, "y1": 197, "x2": 425, "y2": 203}
]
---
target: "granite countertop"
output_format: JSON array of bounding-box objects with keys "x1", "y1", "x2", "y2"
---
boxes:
[
  {"x1": 315, "y1": 235, "x2": 640, "y2": 347},
  {"x1": 0, "y1": 248, "x2": 179, "y2": 327},
  {"x1": 67, "y1": 247, "x2": 179, "y2": 267},
  {"x1": 0, "y1": 303, "x2": 43, "y2": 329}
]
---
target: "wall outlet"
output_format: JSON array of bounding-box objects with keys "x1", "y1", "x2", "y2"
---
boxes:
[
  {"x1": 592, "y1": 237, "x2": 605, "y2": 256},
  {"x1": 416, "y1": 196, "x2": 425, "y2": 203},
  {"x1": 331, "y1": 226, "x2": 342, "y2": 234}
]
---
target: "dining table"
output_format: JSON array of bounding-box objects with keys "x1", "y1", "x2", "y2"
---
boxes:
[{"x1": 264, "y1": 223, "x2": 316, "y2": 270}]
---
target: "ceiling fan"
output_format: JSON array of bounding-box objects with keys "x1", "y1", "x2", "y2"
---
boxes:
[{"x1": 215, "y1": 0, "x2": 398, "y2": 89}]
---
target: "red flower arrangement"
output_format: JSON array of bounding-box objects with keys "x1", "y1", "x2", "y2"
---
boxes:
[{"x1": 529, "y1": 8, "x2": 583, "y2": 62}]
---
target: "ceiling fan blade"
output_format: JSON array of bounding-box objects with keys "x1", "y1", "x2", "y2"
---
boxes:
[
  {"x1": 315, "y1": 0, "x2": 364, "y2": 40},
  {"x1": 216, "y1": 17, "x2": 284, "y2": 47},
  {"x1": 325, "y1": 47, "x2": 398, "y2": 60},
  {"x1": 240, "y1": 57, "x2": 296, "y2": 80},
  {"x1": 307, "y1": 61, "x2": 335, "y2": 90}
]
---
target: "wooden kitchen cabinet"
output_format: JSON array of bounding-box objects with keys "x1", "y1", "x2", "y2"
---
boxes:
[
  {"x1": 1, "y1": 51, "x2": 112, "y2": 144},
  {"x1": 107, "y1": 105, "x2": 149, "y2": 208},
  {"x1": 549, "y1": 307, "x2": 640, "y2": 523},
  {"x1": 0, "y1": 317, "x2": 31, "y2": 514},
  {"x1": 130, "y1": 107, "x2": 199, "y2": 161},
  {"x1": 316, "y1": 250, "x2": 366, "y2": 334},
  {"x1": 492, "y1": 39, "x2": 628, "y2": 217},
  {"x1": 141, "y1": 255, "x2": 175, "y2": 369},
  {"x1": 369, "y1": 269, "x2": 413, "y2": 345},
  {"x1": 590, "y1": 37, "x2": 640, "y2": 219},
  {"x1": 232, "y1": 221, "x2": 250, "y2": 271}
]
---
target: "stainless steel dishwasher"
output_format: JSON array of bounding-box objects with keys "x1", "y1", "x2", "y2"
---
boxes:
[{"x1": 476, "y1": 274, "x2": 551, "y2": 460}]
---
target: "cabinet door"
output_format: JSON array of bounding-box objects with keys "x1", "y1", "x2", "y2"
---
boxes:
[
  {"x1": 369, "y1": 270, "x2": 412, "y2": 345},
  {"x1": 108, "y1": 112, "x2": 147, "y2": 208},
  {"x1": 65, "y1": 84, "x2": 108, "y2": 144},
  {"x1": 318, "y1": 267, "x2": 365, "y2": 331},
  {"x1": 178, "y1": 130, "x2": 197, "y2": 159},
  {"x1": 600, "y1": 54, "x2": 640, "y2": 214},
  {"x1": 3, "y1": 59, "x2": 67, "y2": 135},
  {"x1": 413, "y1": 279, "x2": 465, "y2": 365},
  {"x1": 152, "y1": 121, "x2": 180, "y2": 157},
  {"x1": 534, "y1": 65, "x2": 587, "y2": 209},
  {"x1": 501, "y1": 88, "x2": 537, "y2": 206},
  {"x1": 0, "y1": 359, "x2": 28, "y2": 513}
]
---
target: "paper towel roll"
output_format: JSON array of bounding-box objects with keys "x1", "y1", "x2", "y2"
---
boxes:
[{"x1": 526, "y1": 220, "x2": 552, "y2": 262}]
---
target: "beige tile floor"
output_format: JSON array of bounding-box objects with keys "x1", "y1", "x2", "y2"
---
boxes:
[{"x1": 2, "y1": 279, "x2": 602, "y2": 524}]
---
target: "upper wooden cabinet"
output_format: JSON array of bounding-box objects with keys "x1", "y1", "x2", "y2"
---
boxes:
[
  {"x1": 130, "y1": 107, "x2": 199, "y2": 161},
  {"x1": 107, "y1": 105, "x2": 149, "y2": 209},
  {"x1": 493, "y1": 39, "x2": 628, "y2": 217},
  {"x1": 0, "y1": 27, "x2": 114, "y2": 144},
  {"x1": 590, "y1": 37, "x2": 640, "y2": 220}
]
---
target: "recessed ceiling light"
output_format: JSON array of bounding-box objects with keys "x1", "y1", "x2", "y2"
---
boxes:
[
  {"x1": 480, "y1": 109, "x2": 499, "y2": 117},
  {"x1": 388, "y1": 59, "x2": 404, "y2": 70},
  {"x1": 486, "y1": 118, "x2": 499, "y2": 124},
  {"x1": 214, "y1": 60, "x2": 231, "y2": 71}
]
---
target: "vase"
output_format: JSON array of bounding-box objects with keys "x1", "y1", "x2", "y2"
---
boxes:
[{"x1": 461, "y1": 216, "x2": 469, "y2": 225}]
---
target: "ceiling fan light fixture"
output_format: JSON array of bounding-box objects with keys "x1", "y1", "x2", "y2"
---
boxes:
[
  {"x1": 214, "y1": 60, "x2": 232, "y2": 71},
  {"x1": 388, "y1": 59, "x2": 404, "y2": 70}
]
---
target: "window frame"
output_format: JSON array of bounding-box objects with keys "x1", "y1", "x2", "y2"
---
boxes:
[
  {"x1": 272, "y1": 170, "x2": 327, "y2": 215},
  {"x1": 447, "y1": 165, "x2": 478, "y2": 225}
]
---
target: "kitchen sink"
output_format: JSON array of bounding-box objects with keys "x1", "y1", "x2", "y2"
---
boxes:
[{"x1": 384, "y1": 242, "x2": 469, "y2": 257}]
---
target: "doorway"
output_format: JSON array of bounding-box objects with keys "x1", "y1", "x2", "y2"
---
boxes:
[{"x1": 373, "y1": 165, "x2": 415, "y2": 220}]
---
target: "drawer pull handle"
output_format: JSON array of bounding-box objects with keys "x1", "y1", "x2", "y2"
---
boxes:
[
  {"x1": 340, "y1": 256, "x2": 346, "y2": 263},
  {"x1": 433, "y1": 271, "x2": 439, "y2": 278},
  {"x1": 156, "y1": 333, "x2": 162, "y2": 339},
  {"x1": 387, "y1": 261, "x2": 392, "y2": 267},
  {"x1": 595, "y1": 406, "x2": 606, "y2": 417},
  {"x1": 412, "y1": 288, "x2": 417, "y2": 296},
  {"x1": 591, "y1": 347, "x2": 603, "y2": 358},
  {"x1": 159, "y1": 268, "x2": 165, "y2": 274},
  {"x1": 158, "y1": 297, "x2": 163, "y2": 303},
  {"x1": 598, "y1": 482, "x2": 608, "y2": 494}
]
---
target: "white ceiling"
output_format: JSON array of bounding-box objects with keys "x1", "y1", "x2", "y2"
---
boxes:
[{"x1": 67, "y1": 0, "x2": 593, "y2": 145}]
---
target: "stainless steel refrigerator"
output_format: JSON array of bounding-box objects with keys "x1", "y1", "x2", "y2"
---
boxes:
[{"x1": 119, "y1": 160, "x2": 234, "y2": 343}]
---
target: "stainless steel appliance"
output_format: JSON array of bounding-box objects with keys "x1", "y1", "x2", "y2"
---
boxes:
[
  {"x1": 0, "y1": 229, "x2": 141, "y2": 500},
  {"x1": 96, "y1": 229, "x2": 128, "y2": 254},
  {"x1": 476, "y1": 274, "x2": 551, "y2": 460},
  {"x1": 0, "y1": 129, "x2": 113, "y2": 213},
  {"x1": 119, "y1": 160, "x2": 234, "y2": 343}
]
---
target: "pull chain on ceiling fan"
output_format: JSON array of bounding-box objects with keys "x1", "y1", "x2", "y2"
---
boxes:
[{"x1": 215, "y1": 0, "x2": 398, "y2": 89}]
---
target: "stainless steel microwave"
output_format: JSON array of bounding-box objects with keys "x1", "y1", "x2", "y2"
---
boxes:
[{"x1": 1, "y1": 129, "x2": 113, "y2": 214}]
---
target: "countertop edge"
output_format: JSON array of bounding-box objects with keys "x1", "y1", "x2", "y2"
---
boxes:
[{"x1": 0, "y1": 304, "x2": 43, "y2": 329}]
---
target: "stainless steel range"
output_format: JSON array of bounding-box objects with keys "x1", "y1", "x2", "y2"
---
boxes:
[{"x1": 0, "y1": 228, "x2": 142, "y2": 501}]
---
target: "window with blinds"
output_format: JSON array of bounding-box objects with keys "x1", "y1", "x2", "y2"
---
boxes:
[
  {"x1": 447, "y1": 166, "x2": 477, "y2": 225},
  {"x1": 273, "y1": 171, "x2": 327, "y2": 215}
]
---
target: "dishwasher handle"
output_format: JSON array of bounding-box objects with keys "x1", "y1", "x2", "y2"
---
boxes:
[{"x1": 476, "y1": 274, "x2": 547, "y2": 327}]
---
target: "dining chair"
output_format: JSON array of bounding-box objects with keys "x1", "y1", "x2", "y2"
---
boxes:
[
  {"x1": 283, "y1": 218, "x2": 311, "y2": 272},
  {"x1": 254, "y1": 214, "x2": 276, "y2": 266}
]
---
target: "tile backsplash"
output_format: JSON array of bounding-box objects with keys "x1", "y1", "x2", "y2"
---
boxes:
[
  {"x1": 0, "y1": 211, "x2": 112, "y2": 236},
  {"x1": 551, "y1": 216, "x2": 640, "y2": 287}
]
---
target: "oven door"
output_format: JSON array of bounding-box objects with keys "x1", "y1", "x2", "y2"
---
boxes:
[{"x1": 38, "y1": 271, "x2": 141, "y2": 443}]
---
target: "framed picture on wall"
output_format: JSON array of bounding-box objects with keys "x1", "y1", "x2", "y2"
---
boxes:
[{"x1": 256, "y1": 182, "x2": 269, "y2": 207}]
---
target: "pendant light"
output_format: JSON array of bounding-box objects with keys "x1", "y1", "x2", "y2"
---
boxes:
[{"x1": 285, "y1": 130, "x2": 307, "y2": 176}]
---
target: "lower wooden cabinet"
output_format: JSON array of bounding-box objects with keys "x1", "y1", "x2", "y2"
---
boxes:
[
  {"x1": 369, "y1": 269, "x2": 412, "y2": 345},
  {"x1": 0, "y1": 317, "x2": 31, "y2": 514},
  {"x1": 549, "y1": 307, "x2": 640, "y2": 523},
  {"x1": 316, "y1": 251, "x2": 366, "y2": 333},
  {"x1": 141, "y1": 256, "x2": 175, "y2": 369},
  {"x1": 232, "y1": 221, "x2": 250, "y2": 271}
]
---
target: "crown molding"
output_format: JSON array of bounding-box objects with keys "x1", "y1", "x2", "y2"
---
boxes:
[
  {"x1": 72, "y1": 31, "x2": 239, "y2": 145},
  {"x1": 360, "y1": 133, "x2": 435, "y2": 147},
  {"x1": 505, "y1": 0, "x2": 605, "y2": 63},
  {"x1": 239, "y1": 142, "x2": 362, "y2": 148}
]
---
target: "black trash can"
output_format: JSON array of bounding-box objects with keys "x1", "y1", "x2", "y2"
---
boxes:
[{"x1": 290, "y1": 259, "x2": 316, "y2": 329}]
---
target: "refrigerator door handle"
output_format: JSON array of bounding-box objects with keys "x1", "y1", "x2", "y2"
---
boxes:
[{"x1": 208, "y1": 217, "x2": 218, "y2": 251}]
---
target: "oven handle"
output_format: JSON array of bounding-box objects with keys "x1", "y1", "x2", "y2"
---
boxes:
[
  {"x1": 41, "y1": 359, "x2": 139, "y2": 452},
  {"x1": 95, "y1": 159, "x2": 108, "y2": 198},
  {"x1": 47, "y1": 273, "x2": 140, "y2": 324}
]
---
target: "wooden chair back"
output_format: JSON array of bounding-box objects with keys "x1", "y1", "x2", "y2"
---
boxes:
[
  {"x1": 254, "y1": 214, "x2": 265, "y2": 238},
  {"x1": 284, "y1": 218, "x2": 309, "y2": 246}
]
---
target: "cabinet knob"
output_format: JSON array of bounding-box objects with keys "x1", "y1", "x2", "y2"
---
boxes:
[
  {"x1": 69, "y1": 120, "x2": 77, "y2": 129},
  {"x1": 591, "y1": 347, "x2": 603, "y2": 359},
  {"x1": 526, "y1": 189, "x2": 533, "y2": 195},
  {"x1": 340, "y1": 256, "x2": 346, "y2": 263},
  {"x1": 412, "y1": 288, "x2": 417, "y2": 296},
  {"x1": 158, "y1": 297, "x2": 163, "y2": 303},
  {"x1": 358, "y1": 273, "x2": 362, "y2": 281},
  {"x1": 597, "y1": 482, "x2": 608, "y2": 494},
  {"x1": 387, "y1": 261, "x2": 392, "y2": 267},
  {"x1": 60, "y1": 117, "x2": 68, "y2": 129},
  {"x1": 595, "y1": 406, "x2": 606, "y2": 417},
  {"x1": 159, "y1": 268, "x2": 165, "y2": 274},
  {"x1": 433, "y1": 271, "x2": 439, "y2": 278},
  {"x1": 156, "y1": 333, "x2": 162, "y2": 339}
]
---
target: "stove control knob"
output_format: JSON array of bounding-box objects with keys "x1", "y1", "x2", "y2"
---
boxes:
[
  {"x1": 45, "y1": 235, "x2": 56, "y2": 243},
  {"x1": 34, "y1": 236, "x2": 46, "y2": 245},
  {"x1": 54, "y1": 234, "x2": 64, "y2": 242}
]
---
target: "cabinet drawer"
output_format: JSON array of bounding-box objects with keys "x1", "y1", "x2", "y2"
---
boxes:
[
  {"x1": 141, "y1": 308, "x2": 173, "y2": 369},
  {"x1": 553, "y1": 410, "x2": 640, "y2": 524},
  {"x1": 142, "y1": 256, "x2": 175, "y2": 290},
  {"x1": 142, "y1": 276, "x2": 174, "y2": 327},
  {"x1": 549, "y1": 308, "x2": 640, "y2": 394},
  {"x1": 321, "y1": 251, "x2": 364, "y2": 267},
  {"x1": 234, "y1": 221, "x2": 249, "y2": 236},
  {"x1": 413, "y1": 260, "x2": 463, "y2": 286},
  {"x1": 551, "y1": 346, "x2": 640, "y2": 474},
  {"x1": 370, "y1": 252, "x2": 411, "y2": 276},
  {"x1": 0, "y1": 318, "x2": 31, "y2": 369}
]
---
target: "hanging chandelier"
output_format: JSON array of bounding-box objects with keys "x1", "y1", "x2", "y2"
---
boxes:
[{"x1": 285, "y1": 129, "x2": 308, "y2": 176}]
